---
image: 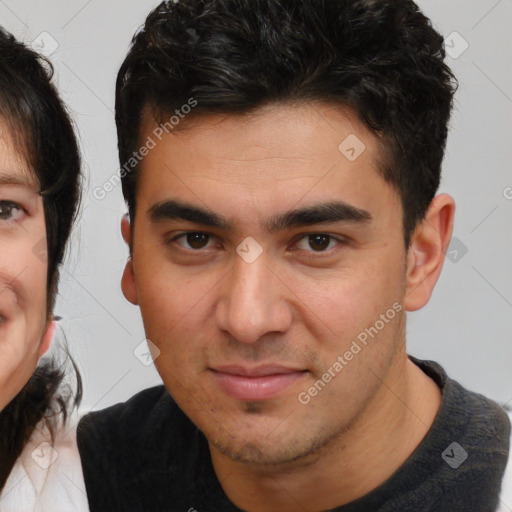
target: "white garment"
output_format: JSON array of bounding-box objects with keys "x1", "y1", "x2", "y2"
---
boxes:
[
  {"x1": 0, "y1": 413, "x2": 89, "y2": 512},
  {"x1": 498, "y1": 411, "x2": 512, "y2": 512}
]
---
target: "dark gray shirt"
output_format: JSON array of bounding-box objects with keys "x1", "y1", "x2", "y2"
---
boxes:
[{"x1": 78, "y1": 357, "x2": 510, "y2": 511}]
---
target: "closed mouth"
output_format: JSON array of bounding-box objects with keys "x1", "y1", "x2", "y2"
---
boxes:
[
  {"x1": 210, "y1": 365, "x2": 306, "y2": 377},
  {"x1": 209, "y1": 365, "x2": 308, "y2": 401}
]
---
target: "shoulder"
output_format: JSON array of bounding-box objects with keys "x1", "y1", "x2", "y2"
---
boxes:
[
  {"x1": 426, "y1": 357, "x2": 510, "y2": 466},
  {"x1": 497, "y1": 410, "x2": 512, "y2": 512},
  {"x1": 414, "y1": 357, "x2": 510, "y2": 443},
  {"x1": 77, "y1": 385, "x2": 177, "y2": 446},
  {"x1": 0, "y1": 412, "x2": 88, "y2": 512},
  {"x1": 77, "y1": 385, "x2": 197, "y2": 510},
  {"x1": 410, "y1": 357, "x2": 510, "y2": 510}
]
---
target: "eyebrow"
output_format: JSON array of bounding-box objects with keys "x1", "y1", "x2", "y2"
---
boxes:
[
  {"x1": 149, "y1": 200, "x2": 231, "y2": 229},
  {"x1": 148, "y1": 199, "x2": 372, "y2": 232},
  {"x1": 267, "y1": 202, "x2": 372, "y2": 231},
  {"x1": 0, "y1": 170, "x2": 37, "y2": 188}
]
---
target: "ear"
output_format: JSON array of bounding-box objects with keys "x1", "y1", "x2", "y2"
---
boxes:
[
  {"x1": 121, "y1": 215, "x2": 139, "y2": 305},
  {"x1": 38, "y1": 320, "x2": 56, "y2": 357},
  {"x1": 404, "y1": 194, "x2": 455, "y2": 312}
]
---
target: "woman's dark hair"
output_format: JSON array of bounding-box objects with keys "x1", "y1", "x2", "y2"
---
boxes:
[
  {"x1": 116, "y1": 0, "x2": 457, "y2": 246},
  {"x1": 0, "y1": 28, "x2": 82, "y2": 489}
]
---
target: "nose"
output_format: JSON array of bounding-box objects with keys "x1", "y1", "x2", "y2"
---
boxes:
[{"x1": 215, "y1": 254, "x2": 293, "y2": 344}]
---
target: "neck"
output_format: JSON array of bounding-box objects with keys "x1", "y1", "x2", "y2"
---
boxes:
[{"x1": 209, "y1": 353, "x2": 441, "y2": 512}]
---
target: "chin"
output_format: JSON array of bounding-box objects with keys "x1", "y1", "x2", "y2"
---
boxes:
[
  {"x1": 214, "y1": 437, "x2": 309, "y2": 465},
  {"x1": 207, "y1": 417, "x2": 343, "y2": 467}
]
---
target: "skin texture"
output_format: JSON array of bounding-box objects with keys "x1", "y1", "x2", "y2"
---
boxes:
[
  {"x1": 0, "y1": 128, "x2": 52, "y2": 412},
  {"x1": 121, "y1": 102, "x2": 455, "y2": 510}
]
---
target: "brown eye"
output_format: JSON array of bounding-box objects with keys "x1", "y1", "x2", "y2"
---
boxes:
[
  {"x1": 294, "y1": 233, "x2": 343, "y2": 254},
  {"x1": 185, "y1": 232, "x2": 210, "y2": 249},
  {"x1": 307, "y1": 234, "x2": 331, "y2": 251}
]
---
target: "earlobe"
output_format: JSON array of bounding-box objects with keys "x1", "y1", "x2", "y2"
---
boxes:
[
  {"x1": 120, "y1": 214, "x2": 139, "y2": 305},
  {"x1": 121, "y1": 258, "x2": 139, "y2": 305},
  {"x1": 403, "y1": 194, "x2": 455, "y2": 312},
  {"x1": 38, "y1": 320, "x2": 56, "y2": 357}
]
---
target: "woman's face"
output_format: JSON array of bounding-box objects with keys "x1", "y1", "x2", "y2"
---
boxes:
[{"x1": 0, "y1": 127, "x2": 52, "y2": 411}]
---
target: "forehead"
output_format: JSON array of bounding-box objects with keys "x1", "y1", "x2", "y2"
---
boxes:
[
  {"x1": 138, "y1": 101, "x2": 385, "y2": 179},
  {"x1": 0, "y1": 121, "x2": 37, "y2": 189}
]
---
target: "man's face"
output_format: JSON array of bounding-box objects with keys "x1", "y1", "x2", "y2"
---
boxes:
[
  {"x1": 0, "y1": 128, "x2": 49, "y2": 411},
  {"x1": 124, "y1": 102, "x2": 409, "y2": 464}
]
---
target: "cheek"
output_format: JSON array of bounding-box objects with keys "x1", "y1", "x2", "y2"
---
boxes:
[
  {"x1": 289, "y1": 255, "x2": 404, "y2": 333},
  {"x1": 25, "y1": 225, "x2": 49, "y2": 301},
  {"x1": 135, "y1": 266, "x2": 216, "y2": 358},
  {"x1": 138, "y1": 271, "x2": 189, "y2": 319},
  {"x1": 0, "y1": 235, "x2": 48, "y2": 308}
]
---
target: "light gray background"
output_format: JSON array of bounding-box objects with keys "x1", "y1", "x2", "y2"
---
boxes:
[{"x1": 1, "y1": 0, "x2": 511, "y2": 411}]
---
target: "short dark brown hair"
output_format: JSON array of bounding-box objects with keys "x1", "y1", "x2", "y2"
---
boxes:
[{"x1": 116, "y1": 0, "x2": 456, "y2": 246}]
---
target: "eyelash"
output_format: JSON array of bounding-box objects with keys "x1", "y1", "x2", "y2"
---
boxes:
[
  {"x1": 168, "y1": 231, "x2": 348, "y2": 256},
  {"x1": 0, "y1": 200, "x2": 25, "y2": 224}
]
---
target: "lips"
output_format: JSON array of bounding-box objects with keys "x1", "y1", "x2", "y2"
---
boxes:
[{"x1": 210, "y1": 365, "x2": 307, "y2": 401}]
